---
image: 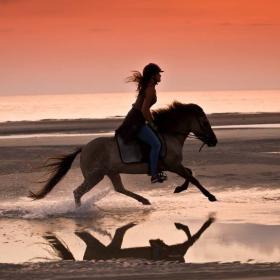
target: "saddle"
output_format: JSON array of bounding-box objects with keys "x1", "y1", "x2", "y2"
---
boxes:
[{"x1": 116, "y1": 133, "x2": 167, "y2": 164}]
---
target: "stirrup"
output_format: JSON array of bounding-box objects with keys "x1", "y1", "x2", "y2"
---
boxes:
[
  {"x1": 158, "y1": 171, "x2": 167, "y2": 181},
  {"x1": 148, "y1": 170, "x2": 167, "y2": 179}
]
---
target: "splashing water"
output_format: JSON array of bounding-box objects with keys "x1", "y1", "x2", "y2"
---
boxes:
[{"x1": 0, "y1": 186, "x2": 111, "y2": 219}]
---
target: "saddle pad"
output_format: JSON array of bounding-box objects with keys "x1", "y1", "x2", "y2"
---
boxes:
[
  {"x1": 116, "y1": 134, "x2": 143, "y2": 163},
  {"x1": 116, "y1": 134, "x2": 166, "y2": 164}
]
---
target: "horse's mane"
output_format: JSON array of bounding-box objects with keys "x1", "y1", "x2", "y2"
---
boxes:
[{"x1": 152, "y1": 101, "x2": 203, "y2": 133}]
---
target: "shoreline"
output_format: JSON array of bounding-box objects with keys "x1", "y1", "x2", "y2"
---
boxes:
[
  {"x1": 0, "y1": 112, "x2": 279, "y2": 136},
  {"x1": 1, "y1": 261, "x2": 280, "y2": 280}
]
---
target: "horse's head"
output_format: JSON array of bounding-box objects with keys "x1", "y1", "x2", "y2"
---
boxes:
[
  {"x1": 153, "y1": 102, "x2": 218, "y2": 147},
  {"x1": 189, "y1": 105, "x2": 218, "y2": 147}
]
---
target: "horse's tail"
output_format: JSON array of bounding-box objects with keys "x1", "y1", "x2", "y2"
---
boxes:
[{"x1": 29, "y1": 148, "x2": 82, "y2": 200}]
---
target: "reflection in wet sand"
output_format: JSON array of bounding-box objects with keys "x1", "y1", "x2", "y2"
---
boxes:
[
  {"x1": 1, "y1": 214, "x2": 280, "y2": 263},
  {"x1": 44, "y1": 217, "x2": 215, "y2": 262}
]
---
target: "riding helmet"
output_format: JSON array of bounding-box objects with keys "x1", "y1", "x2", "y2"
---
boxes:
[{"x1": 143, "y1": 63, "x2": 164, "y2": 77}]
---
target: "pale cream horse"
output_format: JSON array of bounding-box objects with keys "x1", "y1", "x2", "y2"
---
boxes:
[{"x1": 29, "y1": 102, "x2": 218, "y2": 207}]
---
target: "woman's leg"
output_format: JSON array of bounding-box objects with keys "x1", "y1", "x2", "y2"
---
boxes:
[{"x1": 137, "y1": 125, "x2": 161, "y2": 177}]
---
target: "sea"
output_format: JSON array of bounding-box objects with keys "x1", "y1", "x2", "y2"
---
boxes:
[{"x1": 0, "y1": 90, "x2": 279, "y2": 122}]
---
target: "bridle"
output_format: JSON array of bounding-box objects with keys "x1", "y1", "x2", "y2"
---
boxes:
[
  {"x1": 187, "y1": 133, "x2": 207, "y2": 152},
  {"x1": 172, "y1": 118, "x2": 209, "y2": 152}
]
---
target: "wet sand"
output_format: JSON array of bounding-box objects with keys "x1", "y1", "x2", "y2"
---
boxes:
[
  {"x1": 1, "y1": 261, "x2": 280, "y2": 280},
  {"x1": 0, "y1": 113, "x2": 279, "y2": 279}
]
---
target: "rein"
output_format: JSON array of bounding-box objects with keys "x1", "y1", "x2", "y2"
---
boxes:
[
  {"x1": 187, "y1": 133, "x2": 206, "y2": 152},
  {"x1": 169, "y1": 129, "x2": 207, "y2": 152}
]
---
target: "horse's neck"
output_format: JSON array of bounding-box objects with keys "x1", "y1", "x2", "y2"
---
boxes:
[
  {"x1": 163, "y1": 133, "x2": 188, "y2": 161},
  {"x1": 171, "y1": 120, "x2": 190, "y2": 145},
  {"x1": 177, "y1": 132, "x2": 190, "y2": 146},
  {"x1": 166, "y1": 127, "x2": 190, "y2": 146},
  {"x1": 162, "y1": 130, "x2": 189, "y2": 148}
]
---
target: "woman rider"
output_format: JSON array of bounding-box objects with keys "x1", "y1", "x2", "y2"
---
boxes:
[{"x1": 116, "y1": 63, "x2": 167, "y2": 183}]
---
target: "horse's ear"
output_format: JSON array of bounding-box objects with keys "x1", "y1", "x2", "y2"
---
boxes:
[{"x1": 171, "y1": 100, "x2": 181, "y2": 108}]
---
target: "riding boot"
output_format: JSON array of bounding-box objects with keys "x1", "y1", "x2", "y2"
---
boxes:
[
  {"x1": 148, "y1": 168, "x2": 167, "y2": 181},
  {"x1": 151, "y1": 173, "x2": 166, "y2": 183}
]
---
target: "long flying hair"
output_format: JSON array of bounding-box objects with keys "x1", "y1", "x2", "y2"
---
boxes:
[
  {"x1": 126, "y1": 71, "x2": 151, "y2": 96},
  {"x1": 126, "y1": 63, "x2": 163, "y2": 96}
]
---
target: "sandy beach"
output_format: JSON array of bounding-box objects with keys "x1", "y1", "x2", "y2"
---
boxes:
[{"x1": 0, "y1": 112, "x2": 279, "y2": 279}]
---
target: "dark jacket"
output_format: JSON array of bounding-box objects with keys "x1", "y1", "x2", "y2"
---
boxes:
[
  {"x1": 115, "y1": 92, "x2": 157, "y2": 143},
  {"x1": 115, "y1": 106, "x2": 145, "y2": 143},
  {"x1": 115, "y1": 93, "x2": 146, "y2": 143}
]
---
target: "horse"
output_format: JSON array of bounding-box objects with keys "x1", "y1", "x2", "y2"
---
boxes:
[
  {"x1": 29, "y1": 102, "x2": 218, "y2": 207},
  {"x1": 44, "y1": 216, "x2": 215, "y2": 262}
]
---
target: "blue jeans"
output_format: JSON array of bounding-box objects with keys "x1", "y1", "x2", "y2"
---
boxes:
[{"x1": 137, "y1": 125, "x2": 161, "y2": 176}]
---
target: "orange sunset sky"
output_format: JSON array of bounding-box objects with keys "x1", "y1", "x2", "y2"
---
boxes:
[{"x1": 0, "y1": 0, "x2": 280, "y2": 95}]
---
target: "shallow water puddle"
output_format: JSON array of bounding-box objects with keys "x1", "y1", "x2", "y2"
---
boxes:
[
  {"x1": 0, "y1": 187, "x2": 280, "y2": 264},
  {"x1": 1, "y1": 216, "x2": 280, "y2": 264}
]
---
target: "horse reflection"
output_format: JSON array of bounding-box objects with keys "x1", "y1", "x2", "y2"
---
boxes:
[{"x1": 44, "y1": 217, "x2": 214, "y2": 262}]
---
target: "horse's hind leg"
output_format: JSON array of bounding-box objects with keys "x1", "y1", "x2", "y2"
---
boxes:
[
  {"x1": 73, "y1": 173, "x2": 104, "y2": 207},
  {"x1": 107, "y1": 173, "x2": 151, "y2": 205}
]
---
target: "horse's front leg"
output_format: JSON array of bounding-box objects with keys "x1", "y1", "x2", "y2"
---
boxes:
[
  {"x1": 189, "y1": 175, "x2": 217, "y2": 201},
  {"x1": 173, "y1": 167, "x2": 192, "y2": 193},
  {"x1": 108, "y1": 173, "x2": 151, "y2": 205},
  {"x1": 174, "y1": 223, "x2": 192, "y2": 240},
  {"x1": 108, "y1": 222, "x2": 136, "y2": 249},
  {"x1": 171, "y1": 164, "x2": 217, "y2": 202}
]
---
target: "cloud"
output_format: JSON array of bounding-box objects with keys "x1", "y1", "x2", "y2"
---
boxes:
[
  {"x1": 219, "y1": 22, "x2": 233, "y2": 26},
  {"x1": 0, "y1": 28, "x2": 13, "y2": 32},
  {"x1": 218, "y1": 21, "x2": 277, "y2": 27},
  {"x1": 0, "y1": 0, "x2": 19, "y2": 4},
  {"x1": 89, "y1": 27, "x2": 112, "y2": 33},
  {"x1": 249, "y1": 23, "x2": 276, "y2": 27}
]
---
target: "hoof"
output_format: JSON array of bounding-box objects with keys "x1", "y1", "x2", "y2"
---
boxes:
[
  {"x1": 122, "y1": 222, "x2": 137, "y2": 230},
  {"x1": 73, "y1": 191, "x2": 81, "y2": 208},
  {"x1": 75, "y1": 200, "x2": 81, "y2": 208},
  {"x1": 174, "y1": 223, "x2": 186, "y2": 230},
  {"x1": 174, "y1": 186, "x2": 187, "y2": 193},
  {"x1": 208, "y1": 195, "x2": 217, "y2": 202},
  {"x1": 142, "y1": 199, "x2": 151, "y2": 205}
]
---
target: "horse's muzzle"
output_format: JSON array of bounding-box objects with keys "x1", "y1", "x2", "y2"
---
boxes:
[{"x1": 206, "y1": 135, "x2": 218, "y2": 147}]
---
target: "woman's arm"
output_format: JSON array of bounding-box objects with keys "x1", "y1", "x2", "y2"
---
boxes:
[{"x1": 141, "y1": 87, "x2": 156, "y2": 123}]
